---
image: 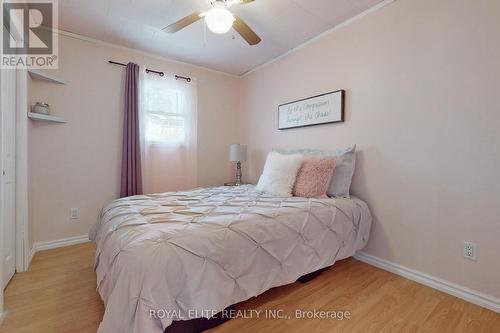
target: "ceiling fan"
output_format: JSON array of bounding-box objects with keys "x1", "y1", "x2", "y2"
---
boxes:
[{"x1": 163, "y1": 0, "x2": 261, "y2": 45}]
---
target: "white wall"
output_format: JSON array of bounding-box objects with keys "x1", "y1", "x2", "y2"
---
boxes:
[
  {"x1": 239, "y1": 0, "x2": 500, "y2": 298},
  {"x1": 28, "y1": 33, "x2": 240, "y2": 245}
]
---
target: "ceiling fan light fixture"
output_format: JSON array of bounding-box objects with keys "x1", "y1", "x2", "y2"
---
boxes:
[{"x1": 204, "y1": 8, "x2": 235, "y2": 34}]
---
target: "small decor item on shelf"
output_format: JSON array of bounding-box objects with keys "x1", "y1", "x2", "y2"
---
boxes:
[
  {"x1": 229, "y1": 144, "x2": 247, "y2": 186},
  {"x1": 32, "y1": 102, "x2": 50, "y2": 115}
]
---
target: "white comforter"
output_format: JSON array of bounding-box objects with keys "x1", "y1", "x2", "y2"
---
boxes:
[{"x1": 90, "y1": 185, "x2": 372, "y2": 333}]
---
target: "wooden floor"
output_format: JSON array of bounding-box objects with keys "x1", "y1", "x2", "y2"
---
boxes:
[{"x1": 1, "y1": 243, "x2": 499, "y2": 333}]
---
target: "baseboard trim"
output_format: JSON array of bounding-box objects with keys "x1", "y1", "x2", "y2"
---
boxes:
[
  {"x1": 354, "y1": 251, "x2": 500, "y2": 313},
  {"x1": 31, "y1": 235, "x2": 90, "y2": 259},
  {"x1": 28, "y1": 246, "x2": 36, "y2": 267}
]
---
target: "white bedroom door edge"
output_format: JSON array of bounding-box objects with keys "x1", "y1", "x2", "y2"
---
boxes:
[
  {"x1": 15, "y1": 69, "x2": 29, "y2": 273},
  {"x1": 354, "y1": 251, "x2": 500, "y2": 314},
  {"x1": 1, "y1": 68, "x2": 17, "y2": 289},
  {"x1": 0, "y1": 58, "x2": 4, "y2": 318}
]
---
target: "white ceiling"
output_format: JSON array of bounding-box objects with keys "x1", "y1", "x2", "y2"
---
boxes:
[{"x1": 59, "y1": 0, "x2": 384, "y2": 76}]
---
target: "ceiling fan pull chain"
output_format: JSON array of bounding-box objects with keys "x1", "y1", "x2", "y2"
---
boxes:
[{"x1": 203, "y1": 20, "x2": 207, "y2": 46}]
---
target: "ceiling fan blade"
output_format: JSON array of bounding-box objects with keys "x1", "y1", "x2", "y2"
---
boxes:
[
  {"x1": 233, "y1": 0, "x2": 256, "y2": 4},
  {"x1": 233, "y1": 16, "x2": 261, "y2": 45},
  {"x1": 162, "y1": 12, "x2": 203, "y2": 33}
]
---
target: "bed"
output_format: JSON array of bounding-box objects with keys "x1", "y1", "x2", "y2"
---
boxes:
[{"x1": 89, "y1": 184, "x2": 372, "y2": 333}]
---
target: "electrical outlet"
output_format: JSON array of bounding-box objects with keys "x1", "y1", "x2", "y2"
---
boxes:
[
  {"x1": 463, "y1": 241, "x2": 477, "y2": 261},
  {"x1": 70, "y1": 208, "x2": 79, "y2": 219}
]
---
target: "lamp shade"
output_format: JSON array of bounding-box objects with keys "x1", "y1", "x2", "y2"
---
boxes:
[{"x1": 230, "y1": 144, "x2": 247, "y2": 162}]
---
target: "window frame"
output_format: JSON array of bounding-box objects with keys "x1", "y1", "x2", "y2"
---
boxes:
[{"x1": 142, "y1": 85, "x2": 188, "y2": 146}]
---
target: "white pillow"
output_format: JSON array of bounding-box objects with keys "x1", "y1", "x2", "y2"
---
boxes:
[
  {"x1": 273, "y1": 145, "x2": 356, "y2": 198},
  {"x1": 256, "y1": 152, "x2": 303, "y2": 197}
]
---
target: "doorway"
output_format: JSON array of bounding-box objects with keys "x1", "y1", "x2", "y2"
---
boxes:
[{"x1": 1, "y1": 68, "x2": 17, "y2": 289}]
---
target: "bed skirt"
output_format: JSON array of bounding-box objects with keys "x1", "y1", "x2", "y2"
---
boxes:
[{"x1": 164, "y1": 265, "x2": 331, "y2": 333}]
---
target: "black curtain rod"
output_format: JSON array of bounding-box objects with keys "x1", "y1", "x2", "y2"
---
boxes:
[{"x1": 108, "y1": 60, "x2": 191, "y2": 82}]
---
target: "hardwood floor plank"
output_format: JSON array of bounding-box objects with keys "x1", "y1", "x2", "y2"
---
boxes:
[{"x1": 1, "y1": 243, "x2": 498, "y2": 333}]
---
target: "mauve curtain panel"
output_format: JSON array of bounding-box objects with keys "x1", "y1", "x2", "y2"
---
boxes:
[{"x1": 120, "y1": 62, "x2": 143, "y2": 197}]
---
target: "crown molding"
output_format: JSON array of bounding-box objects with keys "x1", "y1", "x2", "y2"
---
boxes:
[
  {"x1": 54, "y1": 0, "x2": 396, "y2": 79},
  {"x1": 55, "y1": 29, "x2": 240, "y2": 79},
  {"x1": 240, "y1": 0, "x2": 397, "y2": 77},
  {"x1": 55, "y1": 1, "x2": 396, "y2": 79}
]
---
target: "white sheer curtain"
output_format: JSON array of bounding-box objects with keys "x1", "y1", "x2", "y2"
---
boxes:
[{"x1": 140, "y1": 70, "x2": 197, "y2": 193}]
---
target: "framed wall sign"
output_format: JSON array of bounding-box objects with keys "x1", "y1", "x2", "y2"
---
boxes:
[{"x1": 278, "y1": 90, "x2": 345, "y2": 130}]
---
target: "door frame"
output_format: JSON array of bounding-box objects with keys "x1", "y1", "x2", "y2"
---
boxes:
[
  {"x1": 1, "y1": 9, "x2": 30, "y2": 277},
  {"x1": 15, "y1": 68, "x2": 29, "y2": 273},
  {"x1": 0, "y1": 59, "x2": 4, "y2": 318},
  {"x1": 0, "y1": 12, "x2": 29, "y2": 315},
  {"x1": 9, "y1": 12, "x2": 30, "y2": 273}
]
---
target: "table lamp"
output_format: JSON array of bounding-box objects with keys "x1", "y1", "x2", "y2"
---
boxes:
[{"x1": 230, "y1": 144, "x2": 247, "y2": 186}]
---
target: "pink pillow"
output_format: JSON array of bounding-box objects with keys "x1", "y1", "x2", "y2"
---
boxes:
[{"x1": 293, "y1": 156, "x2": 336, "y2": 198}]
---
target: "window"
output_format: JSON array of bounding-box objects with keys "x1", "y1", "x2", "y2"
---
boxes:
[
  {"x1": 143, "y1": 77, "x2": 187, "y2": 144},
  {"x1": 140, "y1": 71, "x2": 197, "y2": 193}
]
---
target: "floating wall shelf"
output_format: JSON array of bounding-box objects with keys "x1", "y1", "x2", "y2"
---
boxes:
[
  {"x1": 28, "y1": 69, "x2": 67, "y2": 84},
  {"x1": 28, "y1": 112, "x2": 66, "y2": 123}
]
